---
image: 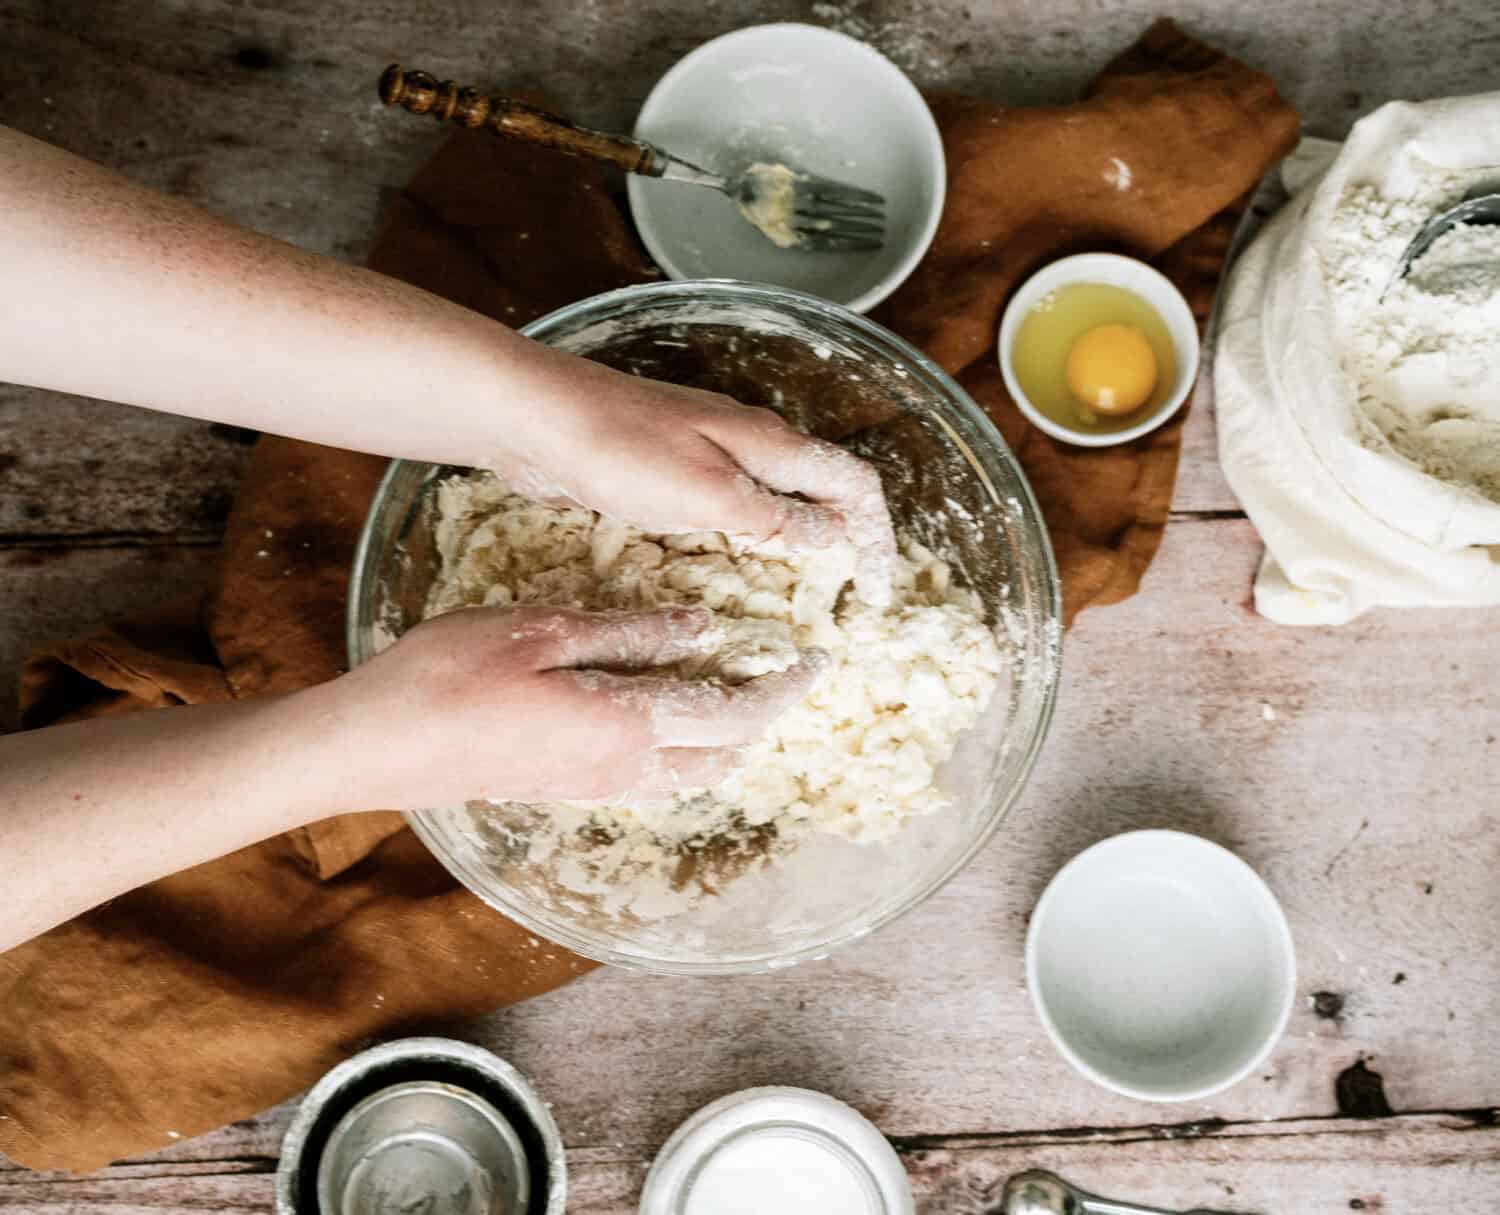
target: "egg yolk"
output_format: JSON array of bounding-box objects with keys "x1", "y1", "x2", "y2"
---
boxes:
[{"x1": 1065, "y1": 324, "x2": 1158, "y2": 415}]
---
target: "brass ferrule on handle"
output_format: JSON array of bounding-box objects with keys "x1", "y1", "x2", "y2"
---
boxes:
[{"x1": 378, "y1": 63, "x2": 659, "y2": 175}]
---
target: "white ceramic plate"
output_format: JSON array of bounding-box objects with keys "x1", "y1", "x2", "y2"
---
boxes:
[
  {"x1": 1026, "y1": 830, "x2": 1296, "y2": 1102},
  {"x1": 628, "y1": 23, "x2": 945, "y2": 313}
]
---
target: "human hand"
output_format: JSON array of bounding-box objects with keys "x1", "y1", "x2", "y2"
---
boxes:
[
  {"x1": 318, "y1": 604, "x2": 825, "y2": 808},
  {"x1": 0, "y1": 603, "x2": 822, "y2": 953},
  {"x1": 0, "y1": 127, "x2": 895, "y2": 599},
  {"x1": 493, "y1": 350, "x2": 898, "y2": 604}
]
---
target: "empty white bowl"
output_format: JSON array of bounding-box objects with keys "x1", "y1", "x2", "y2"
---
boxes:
[
  {"x1": 998, "y1": 253, "x2": 1201, "y2": 446},
  {"x1": 1026, "y1": 830, "x2": 1296, "y2": 1102},
  {"x1": 627, "y1": 23, "x2": 945, "y2": 313}
]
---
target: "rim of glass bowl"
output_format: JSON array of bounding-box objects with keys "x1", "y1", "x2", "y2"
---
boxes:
[{"x1": 346, "y1": 278, "x2": 1062, "y2": 976}]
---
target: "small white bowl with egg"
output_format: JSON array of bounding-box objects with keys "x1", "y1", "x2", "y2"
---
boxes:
[
  {"x1": 999, "y1": 253, "x2": 1201, "y2": 447},
  {"x1": 627, "y1": 23, "x2": 945, "y2": 314}
]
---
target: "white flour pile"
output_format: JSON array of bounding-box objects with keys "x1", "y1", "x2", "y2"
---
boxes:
[
  {"x1": 424, "y1": 472, "x2": 1004, "y2": 917},
  {"x1": 1322, "y1": 184, "x2": 1500, "y2": 500},
  {"x1": 1216, "y1": 97, "x2": 1500, "y2": 624}
]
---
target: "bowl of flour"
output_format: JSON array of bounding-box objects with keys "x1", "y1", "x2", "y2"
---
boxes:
[
  {"x1": 348, "y1": 280, "x2": 1060, "y2": 974},
  {"x1": 1216, "y1": 94, "x2": 1500, "y2": 623}
]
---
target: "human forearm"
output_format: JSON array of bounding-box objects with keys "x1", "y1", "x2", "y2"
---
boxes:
[
  {"x1": 0, "y1": 605, "x2": 820, "y2": 954},
  {"x1": 0, "y1": 123, "x2": 896, "y2": 592},
  {"x1": 0, "y1": 693, "x2": 331, "y2": 952},
  {"x1": 0, "y1": 123, "x2": 570, "y2": 470}
]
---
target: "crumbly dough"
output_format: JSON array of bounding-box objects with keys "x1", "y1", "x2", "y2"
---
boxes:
[{"x1": 426, "y1": 473, "x2": 1003, "y2": 846}]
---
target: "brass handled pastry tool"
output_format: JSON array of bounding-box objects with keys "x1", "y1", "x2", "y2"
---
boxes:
[{"x1": 378, "y1": 63, "x2": 885, "y2": 252}]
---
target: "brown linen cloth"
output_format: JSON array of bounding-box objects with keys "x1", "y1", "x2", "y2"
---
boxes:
[
  {"x1": 0, "y1": 19, "x2": 1297, "y2": 1172},
  {"x1": 877, "y1": 22, "x2": 1297, "y2": 615}
]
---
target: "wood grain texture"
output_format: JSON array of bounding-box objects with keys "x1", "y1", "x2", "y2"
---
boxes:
[
  {"x1": 2, "y1": 0, "x2": 1498, "y2": 540},
  {"x1": 4, "y1": 0, "x2": 1500, "y2": 1207},
  {"x1": 413, "y1": 516, "x2": 1500, "y2": 1150},
  {"x1": 0, "y1": 545, "x2": 218, "y2": 732},
  {"x1": 3, "y1": 1115, "x2": 1497, "y2": 1212},
  {"x1": 4, "y1": 517, "x2": 1493, "y2": 1173},
  {"x1": 0, "y1": 385, "x2": 253, "y2": 542}
]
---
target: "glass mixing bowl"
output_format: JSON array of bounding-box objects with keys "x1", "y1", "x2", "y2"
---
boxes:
[{"x1": 347, "y1": 280, "x2": 1060, "y2": 975}]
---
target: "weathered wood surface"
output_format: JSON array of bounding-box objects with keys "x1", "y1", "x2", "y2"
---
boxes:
[
  {"x1": 1, "y1": 0, "x2": 1496, "y2": 544},
  {"x1": 4, "y1": 1114, "x2": 1498, "y2": 1212},
  {"x1": 363, "y1": 516, "x2": 1500, "y2": 1144},
  {"x1": 0, "y1": 546, "x2": 218, "y2": 733},
  {"x1": 4, "y1": 0, "x2": 1500, "y2": 1210},
  {"x1": 4, "y1": 520, "x2": 1497, "y2": 1208}
]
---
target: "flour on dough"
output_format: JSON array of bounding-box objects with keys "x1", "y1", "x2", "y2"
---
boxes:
[
  {"x1": 736, "y1": 162, "x2": 802, "y2": 249},
  {"x1": 424, "y1": 471, "x2": 1005, "y2": 915}
]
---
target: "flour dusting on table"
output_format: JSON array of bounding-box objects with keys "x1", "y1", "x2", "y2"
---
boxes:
[{"x1": 424, "y1": 472, "x2": 1005, "y2": 919}]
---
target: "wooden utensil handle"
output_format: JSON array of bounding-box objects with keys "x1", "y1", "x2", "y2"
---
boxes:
[{"x1": 379, "y1": 63, "x2": 658, "y2": 175}]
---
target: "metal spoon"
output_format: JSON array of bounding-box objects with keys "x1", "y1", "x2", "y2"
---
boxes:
[
  {"x1": 1390, "y1": 185, "x2": 1500, "y2": 287},
  {"x1": 1001, "y1": 1168, "x2": 1247, "y2": 1215}
]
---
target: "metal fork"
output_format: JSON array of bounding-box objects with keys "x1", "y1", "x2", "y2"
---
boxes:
[{"x1": 379, "y1": 64, "x2": 886, "y2": 252}]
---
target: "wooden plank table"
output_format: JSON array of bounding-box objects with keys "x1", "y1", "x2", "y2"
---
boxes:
[{"x1": 3, "y1": 1, "x2": 1498, "y2": 1210}]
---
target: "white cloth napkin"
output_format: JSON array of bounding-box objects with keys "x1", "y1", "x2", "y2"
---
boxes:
[{"x1": 1215, "y1": 98, "x2": 1500, "y2": 625}]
